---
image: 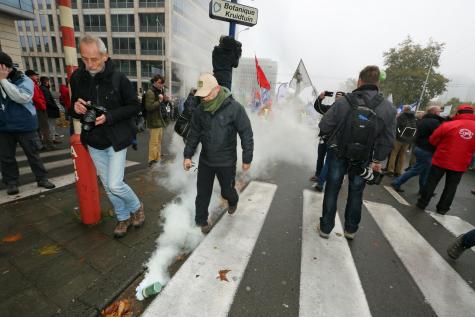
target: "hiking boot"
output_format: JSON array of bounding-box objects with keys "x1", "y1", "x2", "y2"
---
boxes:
[
  {"x1": 228, "y1": 204, "x2": 238, "y2": 215},
  {"x1": 317, "y1": 224, "x2": 329, "y2": 239},
  {"x1": 200, "y1": 222, "x2": 212, "y2": 234},
  {"x1": 415, "y1": 202, "x2": 426, "y2": 210},
  {"x1": 385, "y1": 171, "x2": 394, "y2": 177},
  {"x1": 37, "y1": 179, "x2": 56, "y2": 189},
  {"x1": 148, "y1": 160, "x2": 158, "y2": 167},
  {"x1": 313, "y1": 183, "x2": 324, "y2": 192},
  {"x1": 390, "y1": 183, "x2": 404, "y2": 193},
  {"x1": 436, "y1": 209, "x2": 449, "y2": 215},
  {"x1": 6, "y1": 184, "x2": 19, "y2": 195},
  {"x1": 132, "y1": 203, "x2": 145, "y2": 227},
  {"x1": 114, "y1": 219, "x2": 131, "y2": 238},
  {"x1": 447, "y1": 234, "x2": 468, "y2": 260},
  {"x1": 344, "y1": 231, "x2": 356, "y2": 240}
]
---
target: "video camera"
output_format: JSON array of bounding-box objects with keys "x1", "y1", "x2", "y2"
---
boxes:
[{"x1": 81, "y1": 103, "x2": 107, "y2": 132}]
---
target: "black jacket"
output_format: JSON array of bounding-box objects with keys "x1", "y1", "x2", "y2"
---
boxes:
[
  {"x1": 40, "y1": 84, "x2": 60, "y2": 118},
  {"x1": 184, "y1": 95, "x2": 253, "y2": 167},
  {"x1": 70, "y1": 59, "x2": 140, "y2": 151},
  {"x1": 415, "y1": 113, "x2": 445, "y2": 153},
  {"x1": 313, "y1": 98, "x2": 332, "y2": 115},
  {"x1": 396, "y1": 111, "x2": 417, "y2": 143}
]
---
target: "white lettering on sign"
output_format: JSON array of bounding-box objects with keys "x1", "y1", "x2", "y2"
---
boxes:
[
  {"x1": 209, "y1": 0, "x2": 258, "y2": 27},
  {"x1": 71, "y1": 146, "x2": 78, "y2": 158}
]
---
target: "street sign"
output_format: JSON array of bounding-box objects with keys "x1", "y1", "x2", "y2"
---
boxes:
[{"x1": 209, "y1": 0, "x2": 258, "y2": 27}]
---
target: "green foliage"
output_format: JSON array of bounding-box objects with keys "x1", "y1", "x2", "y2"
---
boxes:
[
  {"x1": 446, "y1": 97, "x2": 475, "y2": 108},
  {"x1": 381, "y1": 37, "x2": 449, "y2": 109}
]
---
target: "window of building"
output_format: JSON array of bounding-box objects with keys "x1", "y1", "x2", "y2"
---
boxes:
[
  {"x1": 48, "y1": 14, "x2": 54, "y2": 31},
  {"x1": 139, "y1": 0, "x2": 164, "y2": 8},
  {"x1": 40, "y1": 58, "x2": 45, "y2": 73},
  {"x1": 37, "y1": 0, "x2": 46, "y2": 10},
  {"x1": 139, "y1": 13, "x2": 165, "y2": 32},
  {"x1": 73, "y1": 15, "x2": 80, "y2": 30},
  {"x1": 141, "y1": 60, "x2": 163, "y2": 78},
  {"x1": 16, "y1": 21, "x2": 23, "y2": 31},
  {"x1": 51, "y1": 36, "x2": 57, "y2": 52},
  {"x1": 47, "y1": 58, "x2": 53, "y2": 73},
  {"x1": 46, "y1": 0, "x2": 52, "y2": 9},
  {"x1": 43, "y1": 36, "x2": 50, "y2": 52},
  {"x1": 83, "y1": 15, "x2": 106, "y2": 32},
  {"x1": 55, "y1": 58, "x2": 62, "y2": 72},
  {"x1": 20, "y1": 36, "x2": 27, "y2": 52},
  {"x1": 112, "y1": 38, "x2": 135, "y2": 55},
  {"x1": 33, "y1": 17, "x2": 39, "y2": 31},
  {"x1": 101, "y1": 37, "x2": 108, "y2": 51},
  {"x1": 40, "y1": 15, "x2": 47, "y2": 31},
  {"x1": 110, "y1": 0, "x2": 133, "y2": 8},
  {"x1": 49, "y1": 77, "x2": 56, "y2": 91},
  {"x1": 82, "y1": 0, "x2": 105, "y2": 9},
  {"x1": 25, "y1": 21, "x2": 31, "y2": 32},
  {"x1": 35, "y1": 36, "x2": 42, "y2": 51},
  {"x1": 23, "y1": 57, "x2": 31, "y2": 70},
  {"x1": 27, "y1": 36, "x2": 34, "y2": 51},
  {"x1": 140, "y1": 37, "x2": 164, "y2": 55},
  {"x1": 111, "y1": 14, "x2": 134, "y2": 32},
  {"x1": 116, "y1": 60, "x2": 137, "y2": 77},
  {"x1": 32, "y1": 59, "x2": 39, "y2": 72},
  {"x1": 71, "y1": 0, "x2": 77, "y2": 9}
]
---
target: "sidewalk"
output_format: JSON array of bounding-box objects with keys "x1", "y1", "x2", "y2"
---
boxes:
[{"x1": 0, "y1": 167, "x2": 174, "y2": 317}]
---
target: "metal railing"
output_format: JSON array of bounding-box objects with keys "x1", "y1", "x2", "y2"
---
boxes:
[
  {"x1": 138, "y1": 0, "x2": 164, "y2": 8},
  {"x1": 113, "y1": 49, "x2": 136, "y2": 55},
  {"x1": 139, "y1": 25, "x2": 164, "y2": 32},
  {"x1": 110, "y1": 1, "x2": 133, "y2": 8},
  {"x1": 141, "y1": 49, "x2": 163, "y2": 56},
  {"x1": 111, "y1": 26, "x2": 135, "y2": 32}
]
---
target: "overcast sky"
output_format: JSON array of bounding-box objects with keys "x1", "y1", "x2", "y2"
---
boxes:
[{"x1": 235, "y1": 0, "x2": 474, "y2": 100}]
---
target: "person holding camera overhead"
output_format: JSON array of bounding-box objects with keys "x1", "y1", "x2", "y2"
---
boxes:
[
  {"x1": 71, "y1": 35, "x2": 144, "y2": 238},
  {"x1": 317, "y1": 66, "x2": 396, "y2": 240}
]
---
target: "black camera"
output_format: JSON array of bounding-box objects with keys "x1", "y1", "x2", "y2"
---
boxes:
[
  {"x1": 324, "y1": 91, "x2": 334, "y2": 97},
  {"x1": 81, "y1": 103, "x2": 107, "y2": 132},
  {"x1": 350, "y1": 164, "x2": 384, "y2": 185}
]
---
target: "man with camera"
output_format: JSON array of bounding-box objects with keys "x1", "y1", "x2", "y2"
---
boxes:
[
  {"x1": 144, "y1": 74, "x2": 166, "y2": 167},
  {"x1": 71, "y1": 35, "x2": 144, "y2": 238},
  {"x1": 0, "y1": 51, "x2": 55, "y2": 195},
  {"x1": 317, "y1": 66, "x2": 396, "y2": 240}
]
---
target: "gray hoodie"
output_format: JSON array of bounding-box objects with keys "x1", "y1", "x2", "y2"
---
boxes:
[{"x1": 319, "y1": 85, "x2": 396, "y2": 161}]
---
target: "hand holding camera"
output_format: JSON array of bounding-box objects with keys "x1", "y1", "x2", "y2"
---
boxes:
[{"x1": 81, "y1": 102, "x2": 108, "y2": 132}]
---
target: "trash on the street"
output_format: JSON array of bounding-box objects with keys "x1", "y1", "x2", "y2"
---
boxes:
[{"x1": 141, "y1": 281, "x2": 163, "y2": 299}]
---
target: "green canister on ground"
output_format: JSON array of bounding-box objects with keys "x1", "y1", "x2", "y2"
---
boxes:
[{"x1": 142, "y1": 282, "x2": 163, "y2": 298}]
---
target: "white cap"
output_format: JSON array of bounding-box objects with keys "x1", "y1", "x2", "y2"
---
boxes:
[{"x1": 195, "y1": 73, "x2": 219, "y2": 97}]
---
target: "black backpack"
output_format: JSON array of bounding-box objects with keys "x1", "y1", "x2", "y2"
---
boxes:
[
  {"x1": 396, "y1": 112, "x2": 417, "y2": 143},
  {"x1": 329, "y1": 92, "x2": 384, "y2": 162}
]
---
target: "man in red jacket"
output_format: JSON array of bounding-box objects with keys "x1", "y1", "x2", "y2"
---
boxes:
[{"x1": 417, "y1": 104, "x2": 475, "y2": 214}]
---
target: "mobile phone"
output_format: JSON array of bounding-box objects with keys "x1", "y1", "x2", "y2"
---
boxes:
[{"x1": 324, "y1": 91, "x2": 334, "y2": 97}]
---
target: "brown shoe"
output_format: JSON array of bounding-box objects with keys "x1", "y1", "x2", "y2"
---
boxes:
[
  {"x1": 228, "y1": 204, "x2": 238, "y2": 214},
  {"x1": 132, "y1": 203, "x2": 145, "y2": 227},
  {"x1": 114, "y1": 219, "x2": 131, "y2": 238},
  {"x1": 200, "y1": 221, "x2": 212, "y2": 234}
]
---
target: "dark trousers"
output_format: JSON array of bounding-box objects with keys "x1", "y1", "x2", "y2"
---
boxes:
[
  {"x1": 320, "y1": 152, "x2": 366, "y2": 234},
  {"x1": 0, "y1": 131, "x2": 48, "y2": 185},
  {"x1": 195, "y1": 163, "x2": 238, "y2": 226},
  {"x1": 315, "y1": 140, "x2": 327, "y2": 177},
  {"x1": 463, "y1": 229, "x2": 475, "y2": 248},
  {"x1": 417, "y1": 164, "x2": 463, "y2": 213},
  {"x1": 37, "y1": 109, "x2": 51, "y2": 145}
]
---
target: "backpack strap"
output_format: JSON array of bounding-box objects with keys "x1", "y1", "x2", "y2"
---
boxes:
[{"x1": 344, "y1": 93, "x2": 360, "y2": 110}]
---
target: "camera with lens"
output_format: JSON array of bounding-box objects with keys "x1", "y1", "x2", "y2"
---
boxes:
[
  {"x1": 349, "y1": 163, "x2": 384, "y2": 185},
  {"x1": 81, "y1": 103, "x2": 107, "y2": 132}
]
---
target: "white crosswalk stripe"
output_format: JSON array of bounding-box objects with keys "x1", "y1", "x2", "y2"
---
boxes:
[
  {"x1": 428, "y1": 211, "x2": 475, "y2": 252},
  {"x1": 300, "y1": 190, "x2": 371, "y2": 317},
  {"x1": 143, "y1": 181, "x2": 277, "y2": 317},
  {"x1": 142, "y1": 182, "x2": 475, "y2": 317}
]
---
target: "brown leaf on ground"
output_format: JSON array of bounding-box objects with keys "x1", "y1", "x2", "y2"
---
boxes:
[
  {"x1": 38, "y1": 244, "x2": 61, "y2": 256},
  {"x1": 217, "y1": 269, "x2": 231, "y2": 282},
  {"x1": 175, "y1": 255, "x2": 186, "y2": 261},
  {"x1": 101, "y1": 299, "x2": 132, "y2": 317},
  {"x1": 2, "y1": 233, "x2": 22, "y2": 243}
]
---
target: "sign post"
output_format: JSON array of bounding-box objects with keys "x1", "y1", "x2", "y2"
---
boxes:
[{"x1": 209, "y1": 0, "x2": 258, "y2": 28}]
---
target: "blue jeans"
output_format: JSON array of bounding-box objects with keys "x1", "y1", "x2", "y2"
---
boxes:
[
  {"x1": 320, "y1": 152, "x2": 366, "y2": 234},
  {"x1": 392, "y1": 146, "x2": 432, "y2": 191},
  {"x1": 463, "y1": 229, "x2": 475, "y2": 248},
  {"x1": 88, "y1": 146, "x2": 141, "y2": 221},
  {"x1": 316, "y1": 150, "x2": 333, "y2": 187}
]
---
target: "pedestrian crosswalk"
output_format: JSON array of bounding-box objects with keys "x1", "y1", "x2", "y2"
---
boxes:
[
  {"x1": 0, "y1": 146, "x2": 140, "y2": 205},
  {"x1": 143, "y1": 181, "x2": 475, "y2": 317}
]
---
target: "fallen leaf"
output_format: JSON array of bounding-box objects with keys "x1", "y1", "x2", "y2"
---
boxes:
[
  {"x1": 101, "y1": 299, "x2": 131, "y2": 317},
  {"x1": 2, "y1": 233, "x2": 22, "y2": 243},
  {"x1": 335, "y1": 233, "x2": 342, "y2": 237},
  {"x1": 217, "y1": 269, "x2": 231, "y2": 282},
  {"x1": 38, "y1": 244, "x2": 61, "y2": 256},
  {"x1": 175, "y1": 255, "x2": 185, "y2": 261}
]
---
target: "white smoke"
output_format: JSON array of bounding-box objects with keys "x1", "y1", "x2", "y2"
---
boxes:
[{"x1": 136, "y1": 94, "x2": 318, "y2": 300}]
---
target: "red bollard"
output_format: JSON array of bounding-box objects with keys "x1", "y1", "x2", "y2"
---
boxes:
[{"x1": 70, "y1": 134, "x2": 101, "y2": 224}]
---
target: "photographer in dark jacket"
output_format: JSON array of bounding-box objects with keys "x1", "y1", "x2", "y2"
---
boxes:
[
  {"x1": 183, "y1": 73, "x2": 253, "y2": 234},
  {"x1": 39, "y1": 76, "x2": 61, "y2": 144},
  {"x1": 71, "y1": 35, "x2": 143, "y2": 238},
  {"x1": 391, "y1": 106, "x2": 444, "y2": 193}
]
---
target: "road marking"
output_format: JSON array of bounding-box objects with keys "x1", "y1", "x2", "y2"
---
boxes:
[
  {"x1": 0, "y1": 160, "x2": 139, "y2": 205},
  {"x1": 300, "y1": 190, "x2": 371, "y2": 317},
  {"x1": 428, "y1": 211, "x2": 475, "y2": 252},
  {"x1": 19, "y1": 159, "x2": 72, "y2": 175},
  {"x1": 365, "y1": 200, "x2": 475, "y2": 316},
  {"x1": 142, "y1": 181, "x2": 277, "y2": 317},
  {"x1": 17, "y1": 148, "x2": 71, "y2": 162},
  {"x1": 383, "y1": 185, "x2": 410, "y2": 206}
]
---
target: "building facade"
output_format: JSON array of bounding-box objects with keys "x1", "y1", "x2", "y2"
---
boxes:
[
  {"x1": 0, "y1": 0, "x2": 35, "y2": 69},
  {"x1": 15, "y1": 0, "x2": 227, "y2": 95},
  {"x1": 232, "y1": 57, "x2": 278, "y2": 106}
]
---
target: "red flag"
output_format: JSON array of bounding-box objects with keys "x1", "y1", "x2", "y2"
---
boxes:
[{"x1": 255, "y1": 56, "x2": 271, "y2": 90}]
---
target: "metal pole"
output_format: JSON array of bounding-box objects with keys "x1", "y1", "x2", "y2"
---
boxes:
[
  {"x1": 416, "y1": 57, "x2": 433, "y2": 112},
  {"x1": 229, "y1": 0, "x2": 237, "y2": 37},
  {"x1": 156, "y1": 17, "x2": 165, "y2": 76}
]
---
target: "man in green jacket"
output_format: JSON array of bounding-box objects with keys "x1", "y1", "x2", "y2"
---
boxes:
[{"x1": 145, "y1": 74, "x2": 166, "y2": 167}]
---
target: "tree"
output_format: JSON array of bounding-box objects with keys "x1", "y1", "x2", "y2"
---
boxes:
[{"x1": 381, "y1": 37, "x2": 449, "y2": 110}]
